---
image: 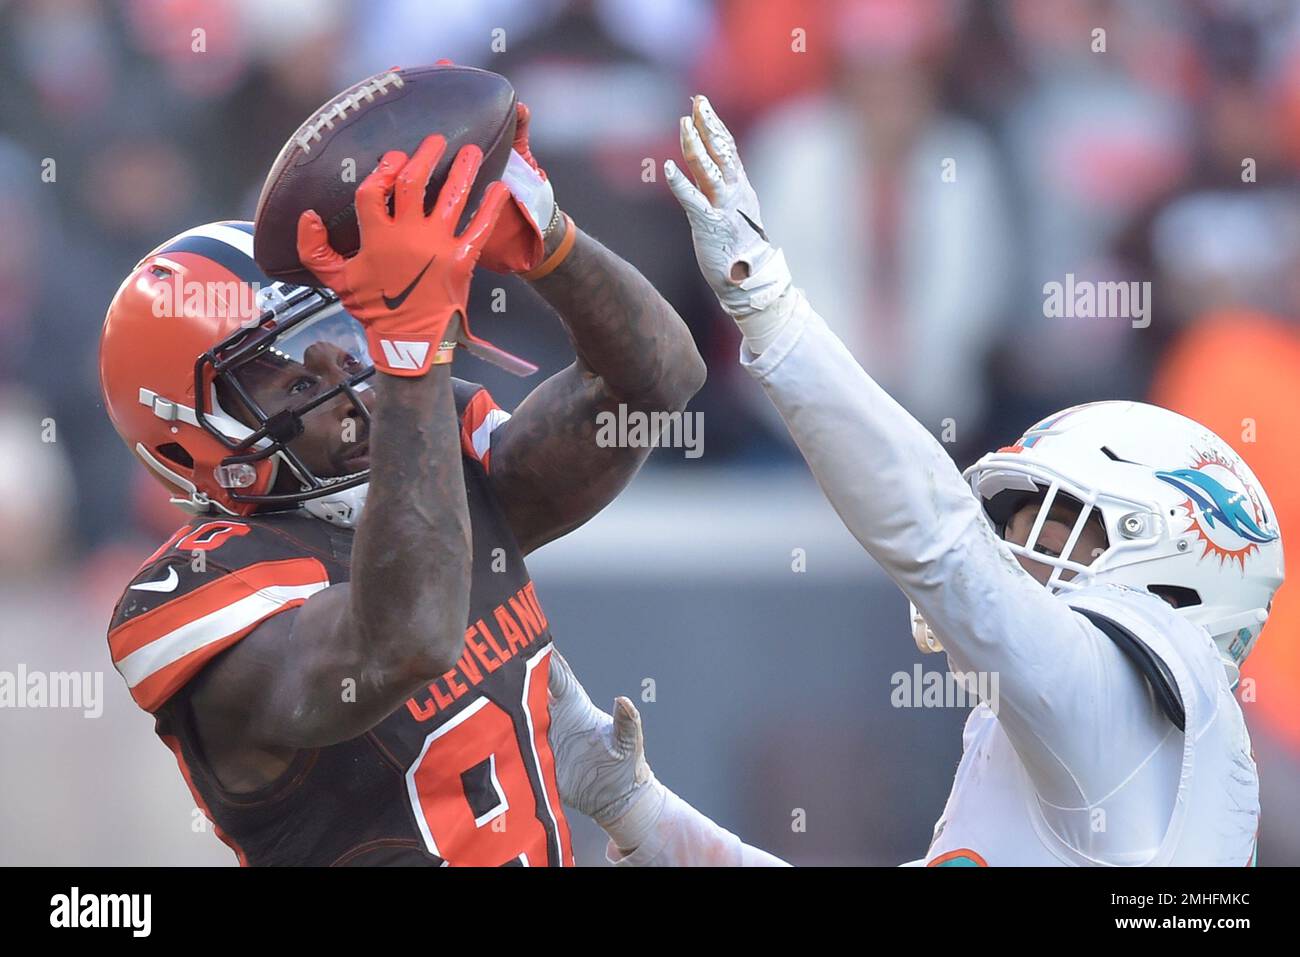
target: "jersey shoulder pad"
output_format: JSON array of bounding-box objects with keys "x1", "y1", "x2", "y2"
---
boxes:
[
  {"x1": 108, "y1": 518, "x2": 331, "y2": 713},
  {"x1": 1066, "y1": 583, "x2": 1220, "y2": 733},
  {"x1": 451, "y1": 377, "x2": 512, "y2": 471},
  {"x1": 1067, "y1": 583, "x2": 1217, "y2": 668}
]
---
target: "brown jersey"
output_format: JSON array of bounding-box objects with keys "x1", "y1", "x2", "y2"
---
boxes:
[{"x1": 107, "y1": 379, "x2": 575, "y2": 866}]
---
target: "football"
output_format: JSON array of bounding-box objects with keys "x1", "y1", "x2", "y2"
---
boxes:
[{"x1": 254, "y1": 63, "x2": 517, "y2": 287}]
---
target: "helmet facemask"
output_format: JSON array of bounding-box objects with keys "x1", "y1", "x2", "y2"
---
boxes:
[
  {"x1": 196, "y1": 285, "x2": 376, "y2": 510},
  {"x1": 969, "y1": 455, "x2": 1175, "y2": 596},
  {"x1": 912, "y1": 458, "x2": 1167, "y2": 656}
]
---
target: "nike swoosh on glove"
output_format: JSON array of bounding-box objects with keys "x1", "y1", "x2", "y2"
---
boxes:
[{"x1": 296, "y1": 134, "x2": 510, "y2": 377}]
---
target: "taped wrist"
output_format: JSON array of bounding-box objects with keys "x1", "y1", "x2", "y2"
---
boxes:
[
  {"x1": 735, "y1": 282, "x2": 802, "y2": 356},
  {"x1": 600, "y1": 775, "x2": 667, "y2": 853}
]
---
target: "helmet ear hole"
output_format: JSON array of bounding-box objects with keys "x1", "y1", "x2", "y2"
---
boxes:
[
  {"x1": 155, "y1": 442, "x2": 194, "y2": 470},
  {"x1": 1148, "y1": 584, "x2": 1202, "y2": 609}
]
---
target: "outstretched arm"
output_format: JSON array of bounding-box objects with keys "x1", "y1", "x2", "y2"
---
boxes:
[
  {"x1": 547, "y1": 650, "x2": 789, "y2": 867},
  {"x1": 666, "y1": 95, "x2": 1170, "y2": 818},
  {"x1": 474, "y1": 103, "x2": 706, "y2": 555}
]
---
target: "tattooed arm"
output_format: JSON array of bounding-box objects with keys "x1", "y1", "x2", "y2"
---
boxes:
[
  {"x1": 189, "y1": 361, "x2": 473, "y2": 758},
  {"x1": 490, "y1": 216, "x2": 707, "y2": 554},
  {"x1": 188, "y1": 142, "x2": 494, "y2": 758}
]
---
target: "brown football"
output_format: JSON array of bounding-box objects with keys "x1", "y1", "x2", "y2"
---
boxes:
[{"x1": 254, "y1": 64, "x2": 517, "y2": 287}]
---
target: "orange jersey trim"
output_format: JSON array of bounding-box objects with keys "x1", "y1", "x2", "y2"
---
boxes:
[
  {"x1": 110, "y1": 558, "x2": 329, "y2": 712},
  {"x1": 460, "y1": 388, "x2": 508, "y2": 471},
  {"x1": 928, "y1": 848, "x2": 989, "y2": 867}
]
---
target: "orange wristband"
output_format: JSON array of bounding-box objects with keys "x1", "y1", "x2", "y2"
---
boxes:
[{"x1": 521, "y1": 213, "x2": 576, "y2": 281}]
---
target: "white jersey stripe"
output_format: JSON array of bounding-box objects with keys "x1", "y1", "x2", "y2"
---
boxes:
[
  {"x1": 181, "y1": 222, "x2": 257, "y2": 258},
  {"x1": 471, "y1": 408, "x2": 511, "y2": 462},
  {"x1": 116, "y1": 581, "x2": 327, "y2": 687}
]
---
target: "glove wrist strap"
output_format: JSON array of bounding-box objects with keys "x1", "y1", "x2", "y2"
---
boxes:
[
  {"x1": 365, "y1": 325, "x2": 457, "y2": 377},
  {"x1": 601, "y1": 775, "x2": 667, "y2": 851}
]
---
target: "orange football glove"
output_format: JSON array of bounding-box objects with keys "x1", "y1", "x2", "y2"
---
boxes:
[
  {"x1": 296, "y1": 135, "x2": 511, "y2": 377},
  {"x1": 511, "y1": 102, "x2": 545, "y2": 177},
  {"x1": 480, "y1": 102, "x2": 556, "y2": 274}
]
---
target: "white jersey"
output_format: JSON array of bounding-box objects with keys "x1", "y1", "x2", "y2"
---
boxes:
[
  {"x1": 921, "y1": 585, "x2": 1258, "y2": 866},
  {"x1": 740, "y1": 291, "x2": 1260, "y2": 867}
]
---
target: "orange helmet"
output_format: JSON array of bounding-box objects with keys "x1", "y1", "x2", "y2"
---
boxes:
[{"x1": 100, "y1": 221, "x2": 375, "y2": 523}]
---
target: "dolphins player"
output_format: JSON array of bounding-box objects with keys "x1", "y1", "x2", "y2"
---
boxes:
[
  {"x1": 658, "y1": 94, "x2": 1283, "y2": 866},
  {"x1": 555, "y1": 95, "x2": 1283, "y2": 867}
]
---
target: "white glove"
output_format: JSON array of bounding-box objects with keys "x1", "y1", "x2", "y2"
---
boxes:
[
  {"x1": 546, "y1": 649, "x2": 666, "y2": 852},
  {"x1": 665, "y1": 95, "x2": 794, "y2": 352}
]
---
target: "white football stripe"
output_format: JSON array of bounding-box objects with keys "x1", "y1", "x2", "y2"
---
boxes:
[
  {"x1": 471, "y1": 409, "x2": 512, "y2": 462},
  {"x1": 116, "y1": 581, "x2": 327, "y2": 687},
  {"x1": 183, "y1": 222, "x2": 256, "y2": 258}
]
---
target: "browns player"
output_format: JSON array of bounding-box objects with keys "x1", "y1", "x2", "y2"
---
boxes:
[{"x1": 99, "y1": 110, "x2": 705, "y2": 866}]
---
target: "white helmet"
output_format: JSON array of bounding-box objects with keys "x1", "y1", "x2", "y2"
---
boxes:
[{"x1": 912, "y1": 401, "x2": 1284, "y2": 686}]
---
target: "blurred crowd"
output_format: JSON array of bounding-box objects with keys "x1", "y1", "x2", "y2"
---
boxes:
[
  {"x1": 3, "y1": 0, "x2": 1300, "y2": 860},
  {"x1": 4, "y1": 0, "x2": 1300, "y2": 545}
]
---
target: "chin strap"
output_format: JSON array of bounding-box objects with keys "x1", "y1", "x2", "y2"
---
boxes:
[
  {"x1": 301, "y1": 482, "x2": 369, "y2": 528},
  {"x1": 910, "y1": 601, "x2": 944, "y2": 654}
]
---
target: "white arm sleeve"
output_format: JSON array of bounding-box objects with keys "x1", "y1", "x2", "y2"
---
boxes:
[
  {"x1": 605, "y1": 788, "x2": 790, "y2": 867},
  {"x1": 739, "y1": 289, "x2": 1170, "y2": 812}
]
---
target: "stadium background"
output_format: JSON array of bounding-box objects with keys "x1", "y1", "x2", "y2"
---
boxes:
[{"x1": 2, "y1": 0, "x2": 1299, "y2": 866}]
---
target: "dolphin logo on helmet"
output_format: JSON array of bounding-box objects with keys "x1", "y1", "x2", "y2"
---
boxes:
[{"x1": 1155, "y1": 467, "x2": 1278, "y2": 546}]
